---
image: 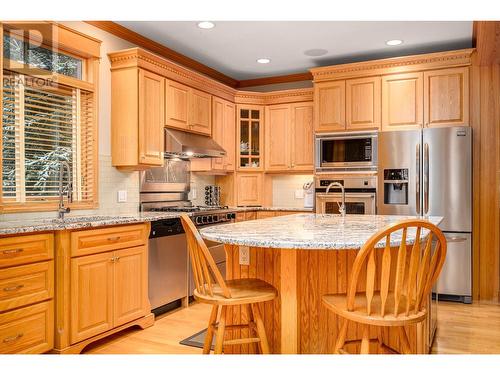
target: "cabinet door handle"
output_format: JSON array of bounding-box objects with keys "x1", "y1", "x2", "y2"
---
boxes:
[
  {"x1": 3, "y1": 333, "x2": 23, "y2": 343},
  {"x1": 2, "y1": 248, "x2": 23, "y2": 255},
  {"x1": 107, "y1": 236, "x2": 121, "y2": 242},
  {"x1": 3, "y1": 284, "x2": 24, "y2": 292},
  {"x1": 115, "y1": 256, "x2": 120, "y2": 262}
]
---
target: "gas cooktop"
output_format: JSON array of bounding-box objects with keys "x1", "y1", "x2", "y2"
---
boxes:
[{"x1": 147, "y1": 205, "x2": 230, "y2": 213}]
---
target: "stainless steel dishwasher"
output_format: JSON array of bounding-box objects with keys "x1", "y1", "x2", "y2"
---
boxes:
[{"x1": 148, "y1": 218, "x2": 188, "y2": 313}]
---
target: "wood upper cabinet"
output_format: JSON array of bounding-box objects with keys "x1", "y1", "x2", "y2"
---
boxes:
[
  {"x1": 165, "y1": 80, "x2": 212, "y2": 135},
  {"x1": 265, "y1": 102, "x2": 314, "y2": 172},
  {"x1": 265, "y1": 104, "x2": 290, "y2": 171},
  {"x1": 424, "y1": 67, "x2": 469, "y2": 127},
  {"x1": 70, "y1": 251, "x2": 114, "y2": 344},
  {"x1": 165, "y1": 80, "x2": 189, "y2": 130},
  {"x1": 236, "y1": 173, "x2": 263, "y2": 206},
  {"x1": 237, "y1": 106, "x2": 264, "y2": 171},
  {"x1": 346, "y1": 76, "x2": 381, "y2": 130},
  {"x1": 111, "y1": 68, "x2": 165, "y2": 170},
  {"x1": 382, "y1": 72, "x2": 424, "y2": 131},
  {"x1": 314, "y1": 80, "x2": 345, "y2": 132},
  {"x1": 139, "y1": 70, "x2": 165, "y2": 165},
  {"x1": 290, "y1": 102, "x2": 314, "y2": 171},
  {"x1": 113, "y1": 246, "x2": 148, "y2": 327},
  {"x1": 212, "y1": 97, "x2": 236, "y2": 171},
  {"x1": 190, "y1": 89, "x2": 212, "y2": 135}
]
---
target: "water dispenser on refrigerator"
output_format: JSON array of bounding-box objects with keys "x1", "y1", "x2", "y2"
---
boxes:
[{"x1": 383, "y1": 169, "x2": 408, "y2": 205}]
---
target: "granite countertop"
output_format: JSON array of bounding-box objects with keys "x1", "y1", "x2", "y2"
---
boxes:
[
  {"x1": 200, "y1": 213, "x2": 444, "y2": 250},
  {"x1": 0, "y1": 206, "x2": 314, "y2": 235},
  {"x1": 231, "y1": 206, "x2": 313, "y2": 212}
]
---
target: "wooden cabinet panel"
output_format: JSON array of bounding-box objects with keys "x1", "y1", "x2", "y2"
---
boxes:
[
  {"x1": 237, "y1": 105, "x2": 264, "y2": 171},
  {"x1": 0, "y1": 233, "x2": 53, "y2": 269},
  {"x1": 0, "y1": 261, "x2": 53, "y2": 312},
  {"x1": 165, "y1": 80, "x2": 189, "y2": 130},
  {"x1": 0, "y1": 301, "x2": 53, "y2": 354},
  {"x1": 138, "y1": 69, "x2": 164, "y2": 165},
  {"x1": 113, "y1": 246, "x2": 148, "y2": 327},
  {"x1": 424, "y1": 67, "x2": 469, "y2": 127},
  {"x1": 245, "y1": 211, "x2": 257, "y2": 221},
  {"x1": 291, "y1": 102, "x2": 314, "y2": 171},
  {"x1": 382, "y1": 72, "x2": 423, "y2": 131},
  {"x1": 70, "y1": 251, "x2": 114, "y2": 344},
  {"x1": 346, "y1": 76, "x2": 381, "y2": 130},
  {"x1": 256, "y1": 211, "x2": 276, "y2": 219},
  {"x1": 212, "y1": 97, "x2": 236, "y2": 171},
  {"x1": 314, "y1": 81, "x2": 346, "y2": 132},
  {"x1": 190, "y1": 89, "x2": 212, "y2": 135},
  {"x1": 265, "y1": 105, "x2": 290, "y2": 171},
  {"x1": 236, "y1": 173, "x2": 263, "y2": 206},
  {"x1": 70, "y1": 224, "x2": 148, "y2": 258}
]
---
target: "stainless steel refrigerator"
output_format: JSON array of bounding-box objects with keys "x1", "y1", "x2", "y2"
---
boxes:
[{"x1": 377, "y1": 127, "x2": 472, "y2": 303}]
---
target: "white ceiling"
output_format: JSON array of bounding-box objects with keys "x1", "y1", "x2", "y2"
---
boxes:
[{"x1": 117, "y1": 21, "x2": 473, "y2": 80}]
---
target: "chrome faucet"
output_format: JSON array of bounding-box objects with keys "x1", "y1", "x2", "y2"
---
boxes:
[
  {"x1": 326, "y1": 182, "x2": 346, "y2": 217},
  {"x1": 58, "y1": 161, "x2": 73, "y2": 220}
]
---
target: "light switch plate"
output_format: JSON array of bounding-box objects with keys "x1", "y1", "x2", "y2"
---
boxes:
[
  {"x1": 295, "y1": 189, "x2": 304, "y2": 199},
  {"x1": 239, "y1": 246, "x2": 250, "y2": 266},
  {"x1": 117, "y1": 190, "x2": 127, "y2": 203}
]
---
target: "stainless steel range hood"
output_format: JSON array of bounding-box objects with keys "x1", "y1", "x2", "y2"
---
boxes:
[{"x1": 164, "y1": 128, "x2": 226, "y2": 158}]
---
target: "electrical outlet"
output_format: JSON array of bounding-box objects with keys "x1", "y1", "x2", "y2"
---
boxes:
[
  {"x1": 190, "y1": 186, "x2": 197, "y2": 200},
  {"x1": 239, "y1": 246, "x2": 250, "y2": 266},
  {"x1": 117, "y1": 190, "x2": 127, "y2": 203},
  {"x1": 295, "y1": 189, "x2": 304, "y2": 199}
]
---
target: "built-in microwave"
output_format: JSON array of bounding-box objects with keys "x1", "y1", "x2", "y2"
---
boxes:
[{"x1": 315, "y1": 132, "x2": 378, "y2": 172}]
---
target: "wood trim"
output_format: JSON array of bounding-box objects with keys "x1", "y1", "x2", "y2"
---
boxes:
[
  {"x1": 310, "y1": 49, "x2": 475, "y2": 82},
  {"x1": 237, "y1": 72, "x2": 313, "y2": 88},
  {"x1": 473, "y1": 21, "x2": 500, "y2": 66},
  {"x1": 86, "y1": 21, "x2": 237, "y2": 88},
  {"x1": 234, "y1": 88, "x2": 313, "y2": 105},
  {"x1": 108, "y1": 47, "x2": 236, "y2": 102}
]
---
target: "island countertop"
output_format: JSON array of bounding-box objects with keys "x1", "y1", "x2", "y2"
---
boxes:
[{"x1": 200, "y1": 213, "x2": 443, "y2": 250}]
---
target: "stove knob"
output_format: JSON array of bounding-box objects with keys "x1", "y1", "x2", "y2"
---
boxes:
[
  {"x1": 202, "y1": 216, "x2": 209, "y2": 224},
  {"x1": 207, "y1": 216, "x2": 213, "y2": 223},
  {"x1": 195, "y1": 216, "x2": 203, "y2": 225}
]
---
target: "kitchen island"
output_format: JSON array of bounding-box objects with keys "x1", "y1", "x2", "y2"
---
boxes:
[{"x1": 200, "y1": 213, "x2": 443, "y2": 354}]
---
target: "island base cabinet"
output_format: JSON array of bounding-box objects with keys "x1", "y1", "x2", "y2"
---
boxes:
[{"x1": 223, "y1": 245, "x2": 432, "y2": 354}]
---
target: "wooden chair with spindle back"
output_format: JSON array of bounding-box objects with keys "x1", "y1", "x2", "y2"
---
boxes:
[
  {"x1": 180, "y1": 214, "x2": 278, "y2": 354},
  {"x1": 322, "y1": 219, "x2": 447, "y2": 354}
]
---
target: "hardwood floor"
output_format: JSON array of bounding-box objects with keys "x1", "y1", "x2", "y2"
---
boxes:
[{"x1": 83, "y1": 301, "x2": 500, "y2": 354}]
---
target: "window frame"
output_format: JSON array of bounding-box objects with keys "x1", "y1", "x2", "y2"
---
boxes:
[{"x1": 0, "y1": 22, "x2": 100, "y2": 213}]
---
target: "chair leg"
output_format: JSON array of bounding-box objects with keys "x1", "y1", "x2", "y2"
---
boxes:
[
  {"x1": 377, "y1": 327, "x2": 384, "y2": 354},
  {"x1": 398, "y1": 326, "x2": 412, "y2": 354},
  {"x1": 245, "y1": 304, "x2": 257, "y2": 354},
  {"x1": 251, "y1": 303, "x2": 270, "y2": 354},
  {"x1": 203, "y1": 305, "x2": 219, "y2": 354},
  {"x1": 360, "y1": 325, "x2": 370, "y2": 354},
  {"x1": 214, "y1": 306, "x2": 227, "y2": 354},
  {"x1": 335, "y1": 319, "x2": 348, "y2": 354}
]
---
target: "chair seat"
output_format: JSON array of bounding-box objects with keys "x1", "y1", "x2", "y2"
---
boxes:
[
  {"x1": 322, "y1": 292, "x2": 427, "y2": 327},
  {"x1": 193, "y1": 278, "x2": 278, "y2": 306}
]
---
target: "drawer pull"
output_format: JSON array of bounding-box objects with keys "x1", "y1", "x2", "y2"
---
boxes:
[
  {"x1": 2, "y1": 248, "x2": 23, "y2": 255},
  {"x1": 3, "y1": 333, "x2": 23, "y2": 343},
  {"x1": 107, "y1": 236, "x2": 121, "y2": 241},
  {"x1": 3, "y1": 284, "x2": 24, "y2": 292}
]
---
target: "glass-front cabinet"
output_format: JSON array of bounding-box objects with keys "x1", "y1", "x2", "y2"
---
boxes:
[{"x1": 237, "y1": 105, "x2": 264, "y2": 170}]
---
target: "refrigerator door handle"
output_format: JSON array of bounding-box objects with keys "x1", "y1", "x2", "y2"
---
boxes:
[
  {"x1": 424, "y1": 142, "x2": 429, "y2": 215},
  {"x1": 416, "y1": 143, "x2": 421, "y2": 216}
]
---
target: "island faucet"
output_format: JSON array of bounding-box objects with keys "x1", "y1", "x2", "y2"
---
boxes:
[
  {"x1": 58, "y1": 161, "x2": 73, "y2": 220},
  {"x1": 325, "y1": 182, "x2": 346, "y2": 217}
]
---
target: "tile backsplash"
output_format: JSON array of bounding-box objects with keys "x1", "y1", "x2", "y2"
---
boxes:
[
  {"x1": 189, "y1": 173, "x2": 216, "y2": 206},
  {"x1": 272, "y1": 174, "x2": 314, "y2": 208}
]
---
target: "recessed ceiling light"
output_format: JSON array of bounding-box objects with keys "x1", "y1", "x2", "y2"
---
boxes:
[
  {"x1": 386, "y1": 39, "x2": 403, "y2": 46},
  {"x1": 256, "y1": 58, "x2": 271, "y2": 64},
  {"x1": 197, "y1": 21, "x2": 215, "y2": 29},
  {"x1": 185, "y1": 151, "x2": 194, "y2": 156},
  {"x1": 304, "y1": 48, "x2": 328, "y2": 57}
]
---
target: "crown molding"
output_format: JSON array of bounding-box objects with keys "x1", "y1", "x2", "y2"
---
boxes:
[
  {"x1": 86, "y1": 21, "x2": 238, "y2": 88},
  {"x1": 237, "y1": 72, "x2": 313, "y2": 88},
  {"x1": 310, "y1": 48, "x2": 475, "y2": 82},
  {"x1": 234, "y1": 88, "x2": 313, "y2": 105}
]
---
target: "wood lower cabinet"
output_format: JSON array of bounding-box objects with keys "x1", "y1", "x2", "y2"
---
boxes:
[
  {"x1": 212, "y1": 97, "x2": 236, "y2": 171},
  {"x1": 382, "y1": 72, "x2": 424, "y2": 131},
  {"x1": 346, "y1": 76, "x2": 381, "y2": 130},
  {"x1": 314, "y1": 80, "x2": 346, "y2": 132},
  {"x1": 55, "y1": 223, "x2": 152, "y2": 354},
  {"x1": 424, "y1": 67, "x2": 469, "y2": 127},
  {"x1": 111, "y1": 67, "x2": 164, "y2": 170},
  {"x1": 236, "y1": 173, "x2": 263, "y2": 206}
]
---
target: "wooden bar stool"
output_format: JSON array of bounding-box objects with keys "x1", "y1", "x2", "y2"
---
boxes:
[
  {"x1": 180, "y1": 214, "x2": 278, "y2": 354},
  {"x1": 322, "y1": 219, "x2": 447, "y2": 354}
]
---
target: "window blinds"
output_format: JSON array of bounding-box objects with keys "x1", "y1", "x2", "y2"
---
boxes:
[{"x1": 2, "y1": 70, "x2": 95, "y2": 204}]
